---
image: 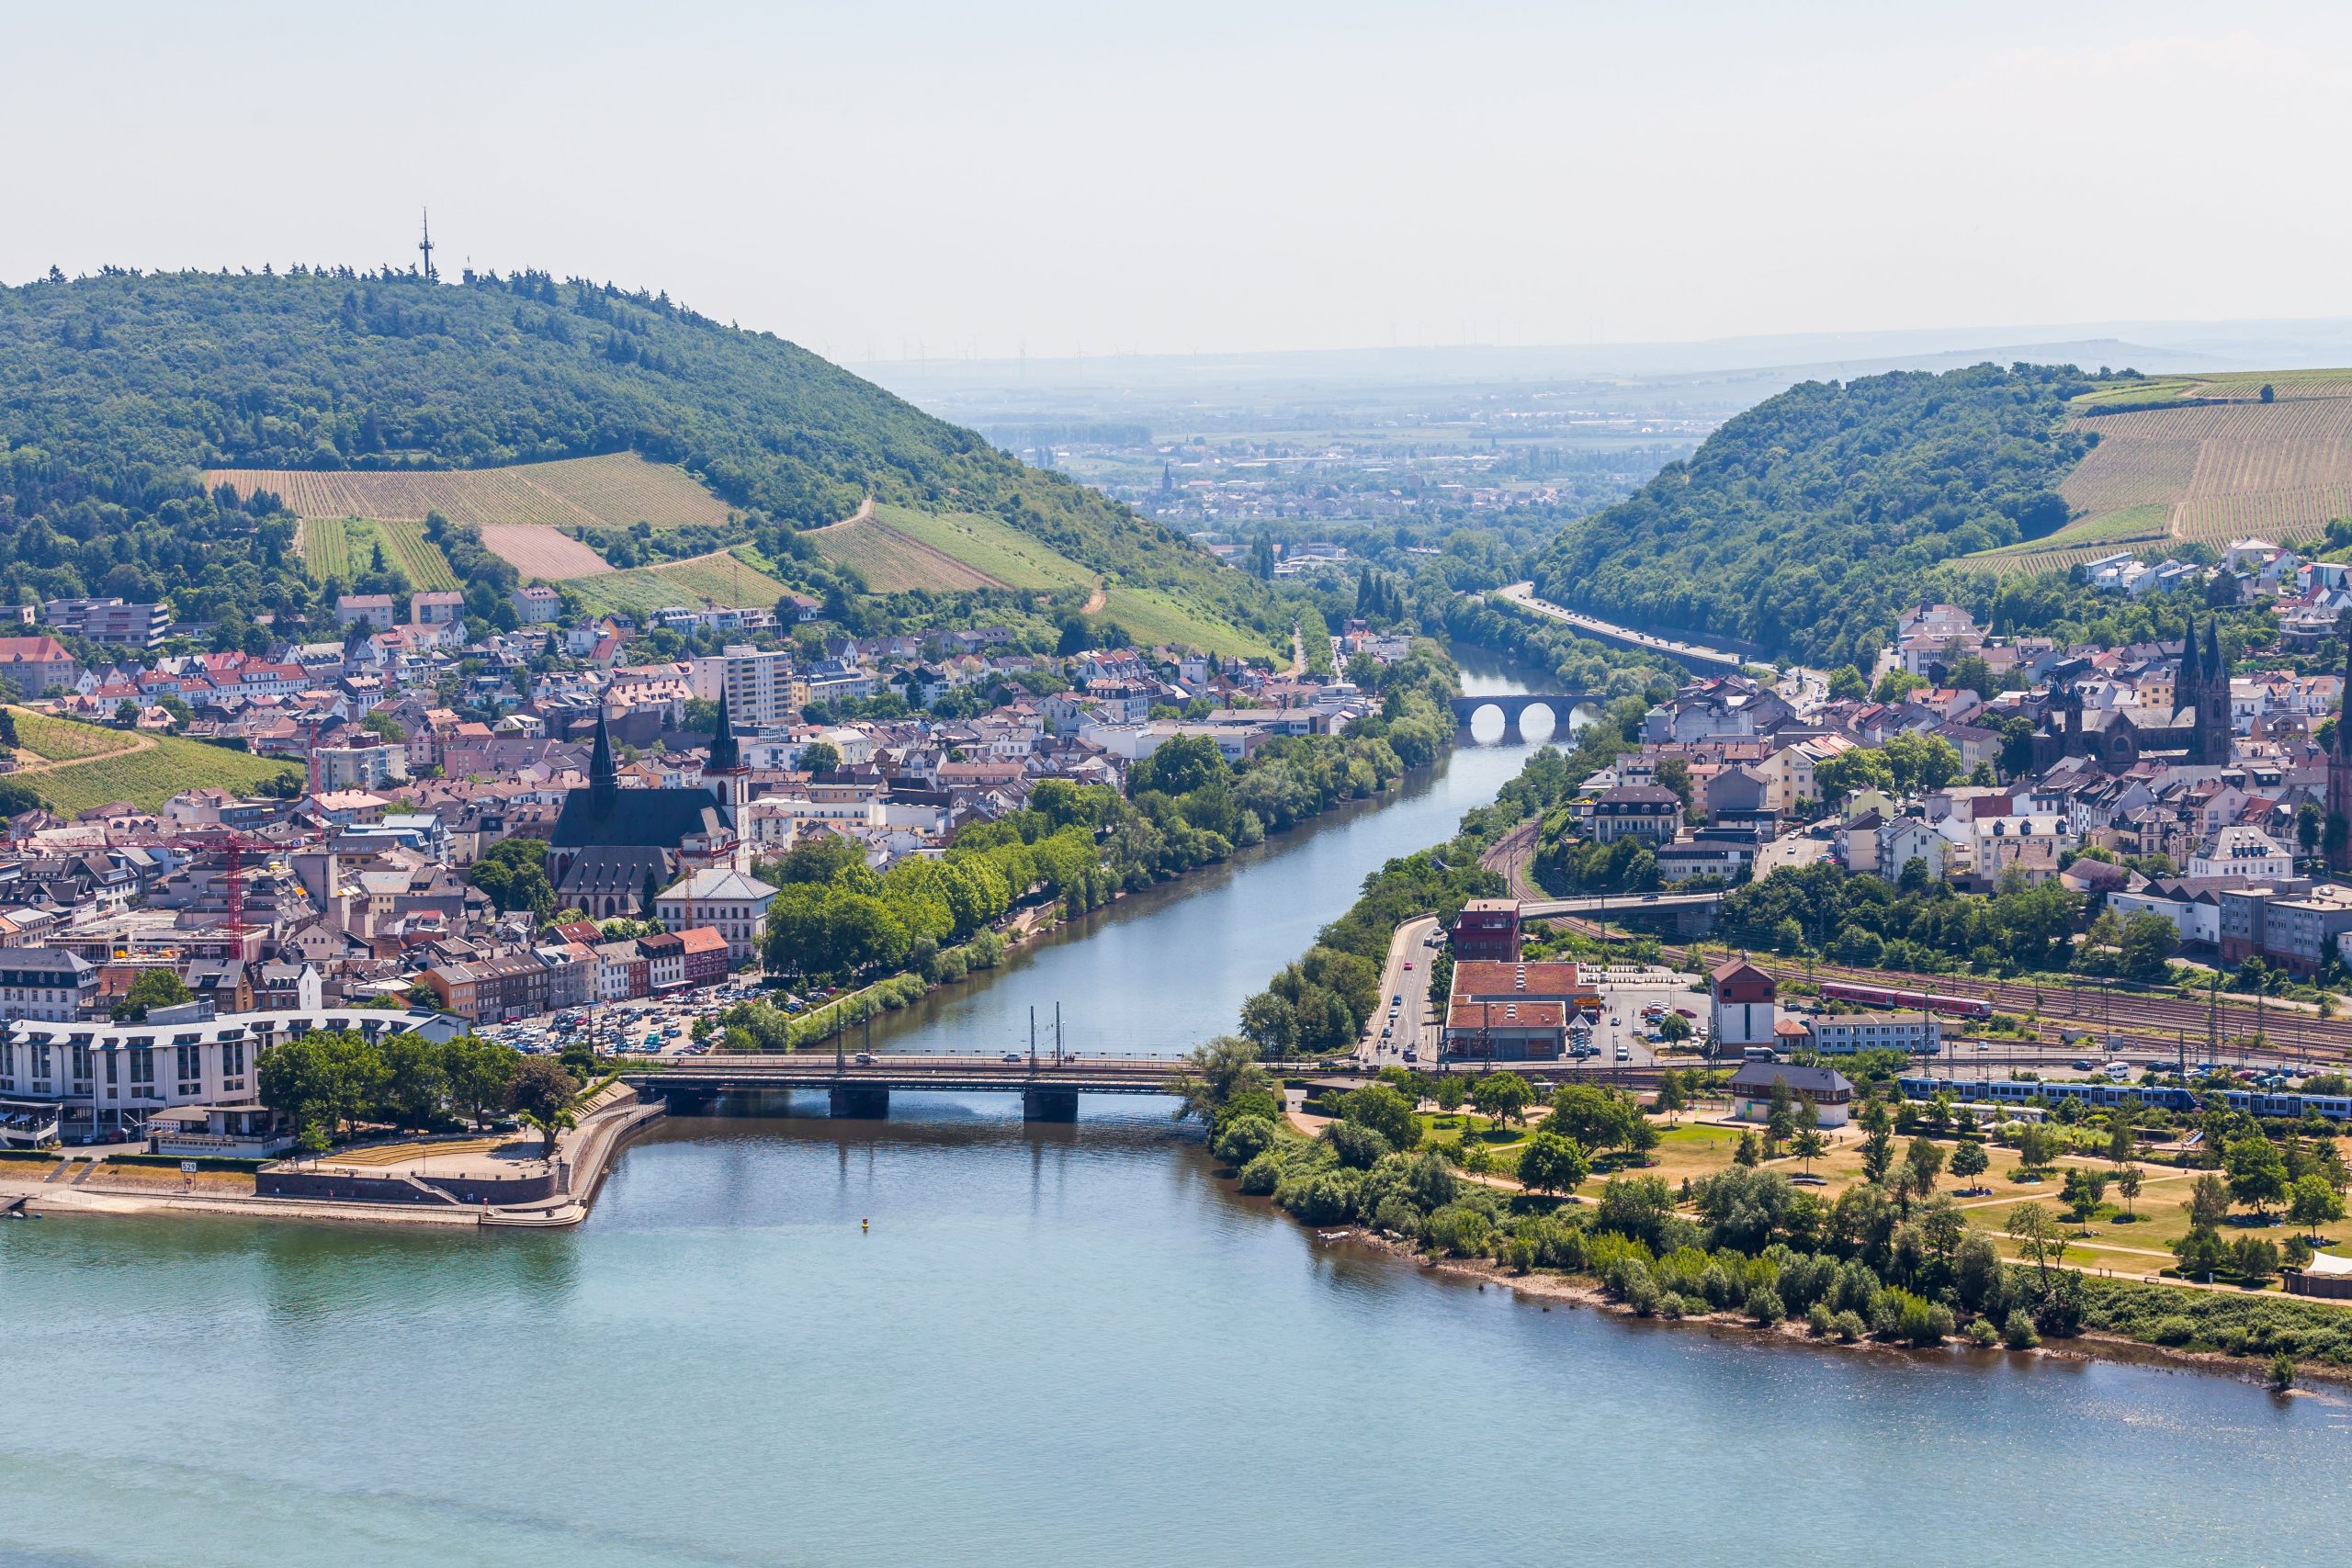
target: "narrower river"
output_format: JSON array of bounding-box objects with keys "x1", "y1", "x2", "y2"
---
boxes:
[{"x1": 0, "y1": 651, "x2": 2343, "y2": 1567}]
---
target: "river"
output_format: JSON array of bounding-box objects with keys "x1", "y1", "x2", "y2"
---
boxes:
[{"x1": 0, "y1": 652, "x2": 2344, "y2": 1568}]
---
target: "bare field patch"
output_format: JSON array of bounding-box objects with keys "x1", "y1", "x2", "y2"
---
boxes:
[{"x1": 481, "y1": 525, "x2": 613, "y2": 580}]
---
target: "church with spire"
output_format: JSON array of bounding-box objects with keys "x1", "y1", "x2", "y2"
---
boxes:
[
  {"x1": 545, "y1": 696, "x2": 745, "y2": 919},
  {"x1": 2030, "y1": 615, "x2": 2231, "y2": 772}
]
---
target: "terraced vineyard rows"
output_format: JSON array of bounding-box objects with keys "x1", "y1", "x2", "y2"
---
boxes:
[
  {"x1": 216, "y1": 453, "x2": 732, "y2": 531},
  {"x1": 373, "y1": 519, "x2": 461, "y2": 590},
  {"x1": 1096, "y1": 587, "x2": 1279, "y2": 660},
  {"x1": 566, "y1": 548, "x2": 794, "y2": 617},
  {"x1": 1967, "y1": 378, "x2": 2352, "y2": 576},
  {"x1": 32, "y1": 736, "x2": 302, "y2": 816},
  {"x1": 300, "y1": 517, "x2": 351, "y2": 581},
  {"x1": 295, "y1": 517, "x2": 458, "y2": 589},
  {"x1": 807, "y1": 513, "x2": 1009, "y2": 591},
  {"x1": 7, "y1": 708, "x2": 141, "y2": 762},
  {"x1": 872, "y1": 505, "x2": 1092, "y2": 591}
]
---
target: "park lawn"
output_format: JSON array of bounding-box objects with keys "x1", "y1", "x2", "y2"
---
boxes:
[{"x1": 1986, "y1": 1177, "x2": 2341, "y2": 1262}]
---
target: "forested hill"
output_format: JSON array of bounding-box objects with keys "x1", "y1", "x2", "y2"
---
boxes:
[
  {"x1": 1528, "y1": 364, "x2": 2093, "y2": 667},
  {"x1": 0, "y1": 266, "x2": 1236, "y2": 633}
]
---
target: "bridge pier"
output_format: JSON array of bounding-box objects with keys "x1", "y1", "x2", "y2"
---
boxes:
[
  {"x1": 829, "y1": 1086, "x2": 891, "y2": 1120},
  {"x1": 1022, "y1": 1088, "x2": 1080, "y2": 1122}
]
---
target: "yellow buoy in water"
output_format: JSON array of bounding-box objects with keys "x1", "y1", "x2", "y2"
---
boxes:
[{"x1": 861, "y1": 1218, "x2": 870, "y2": 1233}]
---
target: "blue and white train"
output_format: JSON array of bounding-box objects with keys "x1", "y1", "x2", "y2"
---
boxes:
[{"x1": 1896, "y1": 1076, "x2": 2352, "y2": 1122}]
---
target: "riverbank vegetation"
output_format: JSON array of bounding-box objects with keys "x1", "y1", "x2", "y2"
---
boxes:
[
  {"x1": 1180, "y1": 1037, "x2": 2352, "y2": 1379},
  {"x1": 1207, "y1": 742, "x2": 2352, "y2": 1381}
]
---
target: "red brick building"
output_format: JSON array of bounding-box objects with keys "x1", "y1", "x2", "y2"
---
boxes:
[
  {"x1": 1441, "y1": 959, "x2": 1594, "y2": 1061},
  {"x1": 1451, "y1": 898, "x2": 1522, "y2": 962}
]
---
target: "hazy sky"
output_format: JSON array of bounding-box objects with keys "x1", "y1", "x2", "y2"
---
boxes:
[{"x1": 9, "y1": 1, "x2": 2348, "y2": 360}]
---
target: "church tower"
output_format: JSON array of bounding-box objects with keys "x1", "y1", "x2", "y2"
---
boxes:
[
  {"x1": 2177, "y1": 615, "x2": 2202, "y2": 717},
  {"x1": 2193, "y1": 617, "x2": 2232, "y2": 765},
  {"x1": 706, "y1": 690, "x2": 751, "y2": 811},
  {"x1": 588, "y1": 706, "x2": 619, "y2": 816},
  {"x1": 2329, "y1": 626, "x2": 2352, "y2": 873}
]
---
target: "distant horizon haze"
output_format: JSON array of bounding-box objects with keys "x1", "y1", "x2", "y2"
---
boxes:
[{"x1": 12, "y1": 2, "x2": 2352, "y2": 362}]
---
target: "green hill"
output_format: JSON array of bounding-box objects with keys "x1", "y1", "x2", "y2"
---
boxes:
[
  {"x1": 0, "y1": 267, "x2": 1263, "y2": 649},
  {"x1": 1528, "y1": 364, "x2": 2093, "y2": 666}
]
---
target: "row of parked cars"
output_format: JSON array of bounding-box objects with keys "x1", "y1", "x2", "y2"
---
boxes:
[{"x1": 478, "y1": 981, "x2": 777, "y2": 1056}]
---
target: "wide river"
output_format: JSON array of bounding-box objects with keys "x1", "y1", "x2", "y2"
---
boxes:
[{"x1": 1, "y1": 653, "x2": 2344, "y2": 1568}]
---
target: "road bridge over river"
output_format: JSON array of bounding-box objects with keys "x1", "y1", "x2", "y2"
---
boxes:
[{"x1": 623, "y1": 1053, "x2": 1186, "y2": 1122}]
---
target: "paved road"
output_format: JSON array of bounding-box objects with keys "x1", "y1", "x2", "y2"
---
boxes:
[
  {"x1": 1358, "y1": 913, "x2": 1442, "y2": 1070},
  {"x1": 1495, "y1": 581, "x2": 1744, "y2": 671}
]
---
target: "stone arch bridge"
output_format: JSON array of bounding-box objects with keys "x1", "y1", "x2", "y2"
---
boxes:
[{"x1": 1450, "y1": 694, "x2": 1595, "y2": 744}]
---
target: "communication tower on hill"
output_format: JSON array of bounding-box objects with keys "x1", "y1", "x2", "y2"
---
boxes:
[{"x1": 418, "y1": 209, "x2": 438, "y2": 284}]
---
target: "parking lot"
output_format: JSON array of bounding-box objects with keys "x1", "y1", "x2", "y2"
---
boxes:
[
  {"x1": 475, "y1": 980, "x2": 781, "y2": 1057},
  {"x1": 1585, "y1": 970, "x2": 1708, "y2": 1069}
]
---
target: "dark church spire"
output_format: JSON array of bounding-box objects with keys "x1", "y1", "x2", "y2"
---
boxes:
[
  {"x1": 589, "y1": 706, "x2": 617, "y2": 814},
  {"x1": 2179, "y1": 615, "x2": 2201, "y2": 706},
  {"x1": 708, "y1": 689, "x2": 741, "y2": 774}
]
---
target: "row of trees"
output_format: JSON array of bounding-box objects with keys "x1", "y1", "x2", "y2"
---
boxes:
[
  {"x1": 1716, "y1": 861, "x2": 2088, "y2": 976},
  {"x1": 255, "y1": 1029, "x2": 580, "y2": 1155}
]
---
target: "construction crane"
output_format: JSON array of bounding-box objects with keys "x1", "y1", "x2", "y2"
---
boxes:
[{"x1": 186, "y1": 829, "x2": 276, "y2": 953}]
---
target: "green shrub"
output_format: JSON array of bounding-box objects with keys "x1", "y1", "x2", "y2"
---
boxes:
[
  {"x1": 1833, "y1": 1310, "x2": 1866, "y2": 1343},
  {"x1": 1657, "y1": 1292, "x2": 1688, "y2": 1320},
  {"x1": 1747, "y1": 1286, "x2": 1785, "y2": 1326},
  {"x1": 2268, "y1": 1352, "x2": 2297, "y2": 1391},
  {"x1": 1237, "y1": 1150, "x2": 1287, "y2": 1196},
  {"x1": 1425, "y1": 1202, "x2": 1495, "y2": 1258},
  {"x1": 2003, "y1": 1311, "x2": 2041, "y2": 1349},
  {"x1": 1806, "y1": 1302, "x2": 1835, "y2": 1337},
  {"x1": 1966, "y1": 1318, "x2": 2000, "y2": 1348},
  {"x1": 1210, "y1": 1114, "x2": 1281, "y2": 1168},
  {"x1": 2151, "y1": 1315, "x2": 2198, "y2": 1348},
  {"x1": 1274, "y1": 1168, "x2": 1360, "y2": 1225}
]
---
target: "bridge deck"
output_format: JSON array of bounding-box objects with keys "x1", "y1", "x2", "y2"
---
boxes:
[{"x1": 621, "y1": 1053, "x2": 1183, "y2": 1096}]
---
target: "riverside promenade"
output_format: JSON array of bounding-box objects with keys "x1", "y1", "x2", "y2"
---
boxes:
[{"x1": 0, "y1": 1089, "x2": 665, "y2": 1229}]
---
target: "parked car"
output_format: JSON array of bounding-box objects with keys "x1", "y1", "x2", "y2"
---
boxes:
[{"x1": 854, "y1": 1052, "x2": 876, "y2": 1065}]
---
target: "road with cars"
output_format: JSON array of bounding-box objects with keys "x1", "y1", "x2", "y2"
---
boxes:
[{"x1": 1359, "y1": 913, "x2": 1442, "y2": 1070}]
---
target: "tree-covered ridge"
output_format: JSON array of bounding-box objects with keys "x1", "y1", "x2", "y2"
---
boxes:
[
  {"x1": 0, "y1": 266, "x2": 1253, "y2": 630},
  {"x1": 1530, "y1": 364, "x2": 2092, "y2": 667}
]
